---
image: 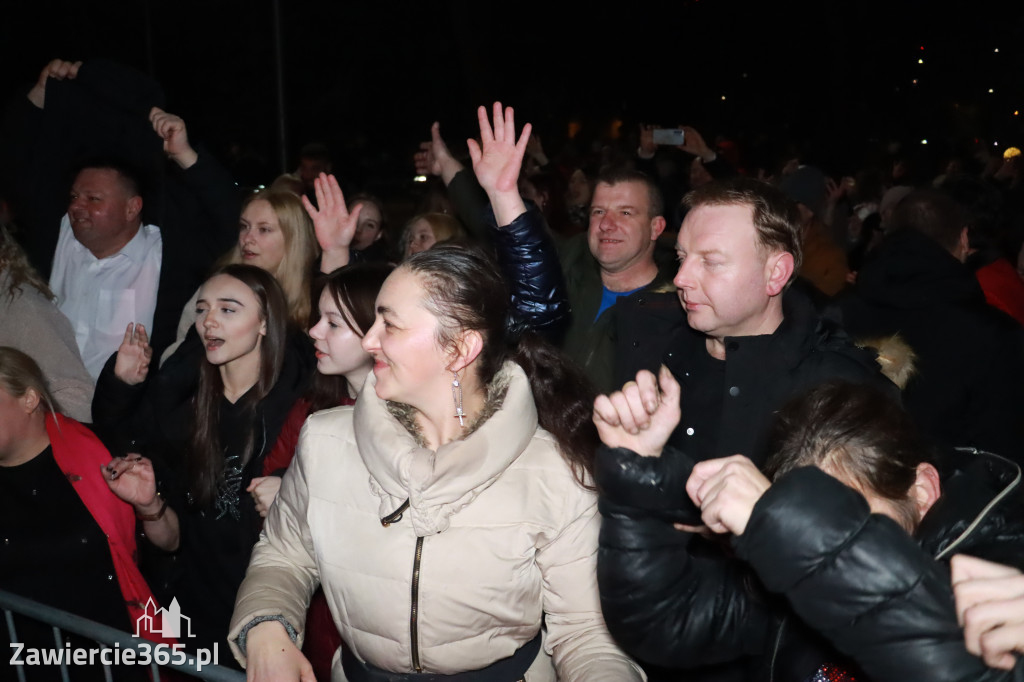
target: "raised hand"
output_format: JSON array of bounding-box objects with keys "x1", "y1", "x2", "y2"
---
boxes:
[
  {"x1": 593, "y1": 365, "x2": 681, "y2": 458},
  {"x1": 677, "y1": 126, "x2": 715, "y2": 162},
  {"x1": 468, "y1": 102, "x2": 532, "y2": 195},
  {"x1": 467, "y1": 102, "x2": 531, "y2": 225},
  {"x1": 247, "y1": 476, "x2": 283, "y2": 518},
  {"x1": 103, "y1": 454, "x2": 159, "y2": 509},
  {"x1": 414, "y1": 122, "x2": 464, "y2": 184},
  {"x1": 114, "y1": 323, "x2": 152, "y2": 386},
  {"x1": 301, "y1": 173, "x2": 363, "y2": 272},
  {"x1": 952, "y1": 554, "x2": 1024, "y2": 670},
  {"x1": 150, "y1": 107, "x2": 198, "y2": 169},
  {"x1": 27, "y1": 59, "x2": 81, "y2": 108},
  {"x1": 685, "y1": 455, "x2": 770, "y2": 535}
]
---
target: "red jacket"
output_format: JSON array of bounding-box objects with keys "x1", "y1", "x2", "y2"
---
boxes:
[
  {"x1": 262, "y1": 396, "x2": 355, "y2": 476},
  {"x1": 47, "y1": 413, "x2": 176, "y2": 647},
  {"x1": 976, "y1": 258, "x2": 1024, "y2": 326}
]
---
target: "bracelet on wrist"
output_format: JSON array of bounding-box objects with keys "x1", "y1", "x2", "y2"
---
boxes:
[{"x1": 136, "y1": 494, "x2": 168, "y2": 522}]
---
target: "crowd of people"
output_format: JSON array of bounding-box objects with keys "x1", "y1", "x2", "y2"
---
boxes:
[{"x1": 1, "y1": 56, "x2": 1023, "y2": 682}]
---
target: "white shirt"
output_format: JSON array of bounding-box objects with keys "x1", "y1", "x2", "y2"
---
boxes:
[{"x1": 49, "y1": 214, "x2": 163, "y2": 380}]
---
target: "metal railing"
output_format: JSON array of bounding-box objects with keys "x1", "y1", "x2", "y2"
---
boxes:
[{"x1": 0, "y1": 589, "x2": 245, "y2": 682}]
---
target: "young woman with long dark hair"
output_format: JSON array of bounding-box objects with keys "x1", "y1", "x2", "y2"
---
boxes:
[{"x1": 93, "y1": 263, "x2": 308, "y2": 656}]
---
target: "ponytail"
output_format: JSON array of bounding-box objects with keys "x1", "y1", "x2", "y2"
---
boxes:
[{"x1": 512, "y1": 332, "x2": 598, "y2": 489}]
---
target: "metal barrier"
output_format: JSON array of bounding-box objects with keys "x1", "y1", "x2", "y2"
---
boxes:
[{"x1": 0, "y1": 589, "x2": 245, "y2": 682}]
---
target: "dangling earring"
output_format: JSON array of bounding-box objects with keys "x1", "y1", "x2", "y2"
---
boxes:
[{"x1": 451, "y1": 371, "x2": 465, "y2": 427}]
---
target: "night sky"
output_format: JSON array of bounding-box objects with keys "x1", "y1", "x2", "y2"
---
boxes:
[{"x1": 3, "y1": 0, "x2": 1023, "y2": 188}]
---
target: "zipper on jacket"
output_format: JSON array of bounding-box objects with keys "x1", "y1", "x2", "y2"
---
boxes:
[
  {"x1": 381, "y1": 499, "x2": 410, "y2": 527},
  {"x1": 410, "y1": 536, "x2": 424, "y2": 672}
]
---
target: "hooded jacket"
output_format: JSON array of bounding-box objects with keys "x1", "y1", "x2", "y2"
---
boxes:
[
  {"x1": 597, "y1": 443, "x2": 1024, "y2": 680},
  {"x1": 839, "y1": 229, "x2": 1024, "y2": 459},
  {"x1": 230, "y1": 363, "x2": 643, "y2": 681}
]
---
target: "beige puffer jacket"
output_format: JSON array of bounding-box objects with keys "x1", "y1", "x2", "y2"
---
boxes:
[{"x1": 229, "y1": 362, "x2": 643, "y2": 681}]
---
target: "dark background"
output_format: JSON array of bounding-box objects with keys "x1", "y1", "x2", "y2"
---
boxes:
[{"x1": 2, "y1": 0, "x2": 1022, "y2": 187}]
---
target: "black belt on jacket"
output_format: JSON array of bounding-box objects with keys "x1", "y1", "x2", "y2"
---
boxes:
[{"x1": 341, "y1": 632, "x2": 542, "y2": 682}]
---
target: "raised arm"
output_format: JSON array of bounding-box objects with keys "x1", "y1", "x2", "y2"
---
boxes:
[
  {"x1": 113, "y1": 322, "x2": 153, "y2": 386},
  {"x1": 592, "y1": 369, "x2": 774, "y2": 667},
  {"x1": 467, "y1": 102, "x2": 530, "y2": 227},
  {"x1": 26, "y1": 59, "x2": 81, "y2": 109},
  {"x1": 150, "y1": 107, "x2": 198, "y2": 170},
  {"x1": 414, "y1": 121, "x2": 489, "y2": 240},
  {"x1": 302, "y1": 173, "x2": 363, "y2": 273},
  {"x1": 466, "y1": 102, "x2": 571, "y2": 339},
  {"x1": 414, "y1": 121, "x2": 465, "y2": 186}
]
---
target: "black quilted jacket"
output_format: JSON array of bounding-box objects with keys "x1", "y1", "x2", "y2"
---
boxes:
[{"x1": 597, "y1": 445, "x2": 1024, "y2": 681}]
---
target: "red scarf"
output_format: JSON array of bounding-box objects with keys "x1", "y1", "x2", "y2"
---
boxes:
[{"x1": 46, "y1": 413, "x2": 176, "y2": 647}]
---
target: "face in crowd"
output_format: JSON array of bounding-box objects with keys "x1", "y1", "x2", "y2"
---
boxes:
[
  {"x1": 404, "y1": 218, "x2": 437, "y2": 258},
  {"x1": 195, "y1": 274, "x2": 267, "y2": 370},
  {"x1": 308, "y1": 288, "x2": 372, "y2": 379},
  {"x1": 238, "y1": 199, "x2": 286, "y2": 273},
  {"x1": 351, "y1": 200, "x2": 384, "y2": 252},
  {"x1": 567, "y1": 168, "x2": 592, "y2": 207},
  {"x1": 360, "y1": 267, "x2": 456, "y2": 411},
  {"x1": 674, "y1": 203, "x2": 792, "y2": 341},
  {"x1": 68, "y1": 168, "x2": 143, "y2": 259},
  {"x1": 587, "y1": 180, "x2": 665, "y2": 276}
]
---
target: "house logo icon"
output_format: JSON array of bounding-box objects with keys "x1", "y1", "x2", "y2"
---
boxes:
[{"x1": 134, "y1": 597, "x2": 194, "y2": 638}]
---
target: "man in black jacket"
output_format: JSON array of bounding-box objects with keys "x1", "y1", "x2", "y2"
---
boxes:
[
  {"x1": 838, "y1": 189, "x2": 1024, "y2": 461},
  {"x1": 649, "y1": 176, "x2": 890, "y2": 467},
  {"x1": 595, "y1": 378, "x2": 1024, "y2": 680}
]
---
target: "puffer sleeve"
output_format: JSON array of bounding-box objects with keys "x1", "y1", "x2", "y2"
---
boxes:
[
  {"x1": 537, "y1": 477, "x2": 646, "y2": 681},
  {"x1": 595, "y1": 444, "x2": 775, "y2": 667},
  {"x1": 735, "y1": 467, "x2": 1020, "y2": 682},
  {"x1": 228, "y1": 419, "x2": 321, "y2": 667}
]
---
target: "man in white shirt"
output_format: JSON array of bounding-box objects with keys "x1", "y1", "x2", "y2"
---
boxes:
[
  {"x1": 5, "y1": 58, "x2": 240, "y2": 385},
  {"x1": 49, "y1": 163, "x2": 162, "y2": 378}
]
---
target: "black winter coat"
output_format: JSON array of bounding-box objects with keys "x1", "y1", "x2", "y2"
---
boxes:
[
  {"x1": 597, "y1": 444, "x2": 1024, "y2": 681},
  {"x1": 91, "y1": 329, "x2": 313, "y2": 652},
  {"x1": 838, "y1": 229, "x2": 1024, "y2": 460},
  {"x1": 666, "y1": 287, "x2": 895, "y2": 466}
]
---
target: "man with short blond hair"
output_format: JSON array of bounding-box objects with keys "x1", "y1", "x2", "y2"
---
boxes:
[{"x1": 661, "y1": 176, "x2": 888, "y2": 465}]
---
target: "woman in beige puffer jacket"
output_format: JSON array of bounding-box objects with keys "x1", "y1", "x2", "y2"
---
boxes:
[{"x1": 230, "y1": 232, "x2": 644, "y2": 679}]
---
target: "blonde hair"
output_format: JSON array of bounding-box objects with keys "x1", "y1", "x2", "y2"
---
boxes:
[
  {"x1": 0, "y1": 225, "x2": 54, "y2": 301},
  {"x1": 0, "y1": 346, "x2": 58, "y2": 416},
  {"x1": 227, "y1": 190, "x2": 319, "y2": 327},
  {"x1": 400, "y1": 213, "x2": 465, "y2": 259}
]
